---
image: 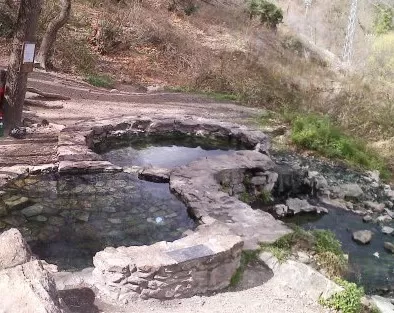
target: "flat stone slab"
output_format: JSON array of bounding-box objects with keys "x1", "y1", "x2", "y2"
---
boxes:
[
  {"x1": 58, "y1": 160, "x2": 122, "y2": 174},
  {"x1": 166, "y1": 244, "x2": 214, "y2": 262},
  {"x1": 139, "y1": 167, "x2": 171, "y2": 183}
]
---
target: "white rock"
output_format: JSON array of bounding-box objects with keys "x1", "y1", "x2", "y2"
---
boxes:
[
  {"x1": 382, "y1": 226, "x2": 394, "y2": 235},
  {"x1": 0, "y1": 229, "x2": 32, "y2": 270},
  {"x1": 371, "y1": 295, "x2": 394, "y2": 313},
  {"x1": 352, "y1": 230, "x2": 373, "y2": 244},
  {"x1": 0, "y1": 260, "x2": 67, "y2": 313}
]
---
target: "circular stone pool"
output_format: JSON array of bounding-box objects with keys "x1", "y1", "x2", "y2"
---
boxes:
[
  {"x1": 99, "y1": 137, "x2": 238, "y2": 168},
  {"x1": 0, "y1": 172, "x2": 196, "y2": 270}
]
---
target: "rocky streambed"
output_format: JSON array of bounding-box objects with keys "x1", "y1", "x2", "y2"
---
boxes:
[{"x1": 257, "y1": 151, "x2": 394, "y2": 296}]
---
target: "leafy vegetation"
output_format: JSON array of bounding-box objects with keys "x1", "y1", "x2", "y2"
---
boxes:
[
  {"x1": 248, "y1": 0, "x2": 283, "y2": 29},
  {"x1": 368, "y1": 33, "x2": 394, "y2": 82},
  {"x1": 374, "y1": 5, "x2": 393, "y2": 35},
  {"x1": 289, "y1": 114, "x2": 389, "y2": 177},
  {"x1": 320, "y1": 278, "x2": 365, "y2": 313},
  {"x1": 84, "y1": 74, "x2": 115, "y2": 89},
  {"x1": 261, "y1": 227, "x2": 347, "y2": 277}
]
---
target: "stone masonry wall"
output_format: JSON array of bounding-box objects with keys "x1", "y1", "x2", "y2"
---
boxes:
[{"x1": 93, "y1": 223, "x2": 243, "y2": 301}]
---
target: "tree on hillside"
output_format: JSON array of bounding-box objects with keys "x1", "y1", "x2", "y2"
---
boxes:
[
  {"x1": 36, "y1": 0, "x2": 71, "y2": 70},
  {"x1": 4, "y1": 0, "x2": 42, "y2": 130}
]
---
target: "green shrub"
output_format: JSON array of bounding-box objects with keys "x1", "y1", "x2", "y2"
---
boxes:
[
  {"x1": 248, "y1": 0, "x2": 283, "y2": 29},
  {"x1": 313, "y1": 230, "x2": 343, "y2": 256},
  {"x1": 261, "y1": 227, "x2": 347, "y2": 277},
  {"x1": 374, "y1": 5, "x2": 393, "y2": 35},
  {"x1": 84, "y1": 74, "x2": 115, "y2": 89},
  {"x1": 290, "y1": 114, "x2": 389, "y2": 176},
  {"x1": 320, "y1": 278, "x2": 365, "y2": 313}
]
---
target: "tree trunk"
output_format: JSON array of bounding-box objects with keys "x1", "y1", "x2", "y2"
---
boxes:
[
  {"x1": 36, "y1": 0, "x2": 71, "y2": 70},
  {"x1": 4, "y1": 0, "x2": 42, "y2": 131}
]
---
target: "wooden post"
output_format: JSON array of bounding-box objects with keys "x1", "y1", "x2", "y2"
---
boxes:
[{"x1": 4, "y1": 0, "x2": 41, "y2": 131}]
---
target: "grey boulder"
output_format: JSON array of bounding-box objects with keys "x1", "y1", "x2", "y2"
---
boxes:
[{"x1": 352, "y1": 230, "x2": 373, "y2": 244}]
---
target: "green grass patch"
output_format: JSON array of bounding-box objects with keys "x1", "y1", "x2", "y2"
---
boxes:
[
  {"x1": 320, "y1": 278, "x2": 365, "y2": 313},
  {"x1": 84, "y1": 74, "x2": 115, "y2": 89},
  {"x1": 287, "y1": 114, "x2": 389, "y2": 178},
  {"x1": 230, "y1": 250, "x2": 259, "y2": 287},
  {"x1": 260, "y1": 227, "x2": 347, "y2": 277}
]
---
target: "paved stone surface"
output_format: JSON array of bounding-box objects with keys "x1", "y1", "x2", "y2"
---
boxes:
[{"x1": 170, "y1": 151, "x2": 291, "y2": 249}]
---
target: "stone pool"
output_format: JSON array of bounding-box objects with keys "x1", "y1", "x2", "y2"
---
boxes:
[
  {"x1": 0, "y1": 172, "x2": 196, "y2": 270},
  {"x1": 101, "y1": 137, "x2": 236, "y2": 168}
]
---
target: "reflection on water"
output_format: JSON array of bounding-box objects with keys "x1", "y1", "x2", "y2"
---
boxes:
[{"x1": 103, "y1": 143, "x2": 235, "y2": 168}]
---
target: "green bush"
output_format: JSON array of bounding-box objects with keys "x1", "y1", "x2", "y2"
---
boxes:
[
  {"x1": 261, "y1": 227, "x2": 347, "y2": 277},
  {"x1": 320, "y1": 278, "x2": 365, "y2": 313},
  {"x1": 374, "y1": 5, "x2": 393, "y2": 35},
  {"x1": 313, "y1": 230, "x2": 343, "y2": 256},
  {"x1": 84, "y1": 74, "x2": 115, "y2": 89},
  {"x1": 290, "y1": 114, "x2": 389, "y2": 177},
  {"x1": 248, "y1": 0, "x2": 283, "y2": 29}
]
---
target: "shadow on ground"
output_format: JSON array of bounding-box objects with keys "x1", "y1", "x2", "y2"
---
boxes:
[{"x1": 59, "y1": 288, "x2": 99, "y2": 313}]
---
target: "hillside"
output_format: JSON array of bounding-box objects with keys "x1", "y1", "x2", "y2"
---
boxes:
[{"x1": 1, "y1": 0, "x2": 394, "y2": 171}]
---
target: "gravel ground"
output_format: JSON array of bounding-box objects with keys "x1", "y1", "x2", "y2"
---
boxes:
[{"x1": 93, "y1": 277, "x2": 330, "y2": 313}]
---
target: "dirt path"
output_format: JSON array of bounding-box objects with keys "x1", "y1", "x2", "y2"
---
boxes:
[{"x1": 3, "y1": 67, "x2": 263, "y2": 127}]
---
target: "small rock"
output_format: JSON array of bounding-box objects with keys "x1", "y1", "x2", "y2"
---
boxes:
[
  {"x1": 366, "y1": 170, "x2": 380, "y2": 183},
  {"x1": 285, "y1": 198, "x2": 328, "y2": 215},
  {"x1": 297, "y1": 251, "x2": 311, "y2": 264},
  {"x1": 352, "y1": 230, "x2": 373, "y2": 244},
  {"x1": 383, "y1": 242, "x2": 394, "y2": 253},
  {"x1": 251, "y1": 176, "x2": 266, "y2": 185},
  {"x1": 4, "y1": 196, "x2": 30, "y2": 211},
  {"x1": 274, "y1": 204, "x2": 288, "y2": 217},
  {"x1": 384, "y1": 208, "x2": 394, "y2": 218},
  {"x1": 21, "y1": 204, "x2": 44, "y2": 217},
  {"x1": 384, "y1": 188, "x2": 394, "y2": 201},
  {"x1": 29, "y1": 215, "x2": 47, "y2": 222},
  {"x1": 76, "y1": 212, "x2": 90, "y2": 222},
  {"x1": 381, "y1": 226, "x2": 394, "y2": 235},
  {"x1": 364, "y1": 201, "x2": 385, "y2": 213},
  {"x1": 377, "y1": 215, "x2": 392, "y2": 223},
  {"x1": 340, "y1": 184, "x2": 364, "y2": 200},
  {"x1": 363, "y1": 215, "x2": 373, "y2": 223},
  {"x1": 258, "y1": 251, "x2": 279, "y2": 272}
]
